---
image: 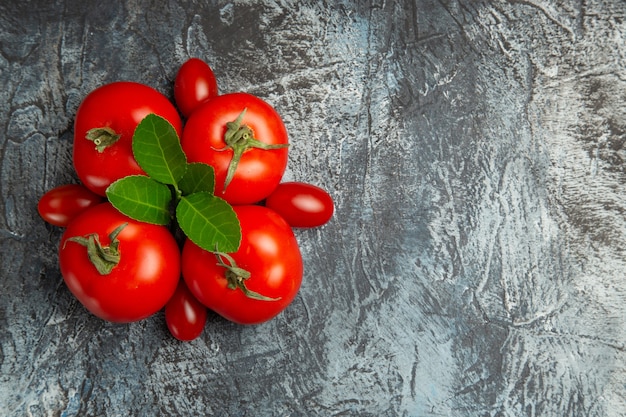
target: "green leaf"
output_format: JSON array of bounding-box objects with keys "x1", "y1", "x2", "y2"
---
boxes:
[
  {"x1": 132, "y1": 114, "x2": 187, "y2": 186},
  {"x1": 176, "y1": 192, "x2": 241, "y2": 253},
  {"x1": 106, "y1": 176, "x2": 172, "y2": 225},
  {"x1": 178, "y1": 162, "x2": 215, "y2": 196}
]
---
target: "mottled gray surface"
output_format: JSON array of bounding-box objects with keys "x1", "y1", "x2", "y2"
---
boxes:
[{"x1": 1, "y1": 0, "x2": 625, "y2": 416}]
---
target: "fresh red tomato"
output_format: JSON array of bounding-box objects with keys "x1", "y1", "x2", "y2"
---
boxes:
[
  {"x1": 174, "y1": 58, "x2": 218, "y2": 118},
  {"x1": 182, "y1": 205, "x2": 303, "y2": 325},
  {"x1": 181, "y1": 93, "x2": 289, "y2": 205},
  {"x1": 37, "y1": 184, "x2": 104, "y2": 227},
  {"x1": 265, "y1": 182, "x2": 334, "y2": 228},
  {"x1": 165, "y1": 279, "x2": 208, "y2": 341},
  {"x1": 73, "y1": 81, "x2": 183, "y2": 196},
  {"x1": 59, "y1": 203, "x2": 180, "y2": 323}
]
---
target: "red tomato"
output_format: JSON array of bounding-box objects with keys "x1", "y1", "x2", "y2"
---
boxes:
[
  {"x1": 265, "y1": 182, "x2": 334, "y2": 228},
  {"x1": 181, "y1": 93, "x2": 289, "y2": 205},
  {"x1": 174, "y1": 58, "x2": 218, "y2": 118},
  {"x1": 59, "y1": 203, "x2": 180, "y2": 323},
  {"x1": 165, "y1": 279, "x2": 208, "y2": 341},
  {"x1": 73, "y1": 81, "x2": 183, "y2": 196},
  {"x1": 182, "y1": 205, "x2": 303, "y2": 325},
  {"x1": 38, "y1": 184, "x2": 104, "y2": 227}
]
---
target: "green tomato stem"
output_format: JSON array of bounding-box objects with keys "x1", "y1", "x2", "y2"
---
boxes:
[
  {"x1": 213, "y1": 109, "x2": 288, "y2": 192},
  {"x1": 64, "y1": 223, "x2": 127, "y2": 275},
  {"x1": 85, "y1": 127, "x2": 121, "y2": 153},
  {"x1": 214, "y1": 251, "x2": 281, "y2": 301}
]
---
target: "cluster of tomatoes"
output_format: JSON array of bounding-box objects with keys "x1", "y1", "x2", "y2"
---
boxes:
[{"x1": 38, "y1": 58, "x2": 334, "y2": 341}]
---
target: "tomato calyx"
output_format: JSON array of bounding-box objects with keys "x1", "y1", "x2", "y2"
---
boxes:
[
  {"x1": 214, "y1": 109, "x2": 288, "y2": 191},
  {"x1": 85, "y1": 127, "x2": 122, "y2": 153},
  {"x1": 214, "y1": 251, "x2": 281, "y2": 301},
  {"x1": 64, "y1": 223, "x2": 127, "y2": 275}
]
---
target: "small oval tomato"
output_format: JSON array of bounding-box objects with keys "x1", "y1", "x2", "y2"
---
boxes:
[
  {"x1": 265, "y1": 182, "x2": 334, "y2": 228},
  {"x1": 181, "y1": 93, "x2": 289, "y2": 205},
  {"x1": 182, "y1": 205, "x2": 303, "y2": 325},
  {"x1": 174, "y1": 58, "x2": 218, "y2": 118},
  {"x1": 38, "y1": 184, "x2": 104, "y2": 227},
  {"x1": 73, "y1": 81, "x2": 183, "y2": 196},
  {"x1": 165, "y1": 279, "x2": 208, "y2": 341},
  {"x1": 59, "y1": 203, "x2": 180, "y2": 323}
]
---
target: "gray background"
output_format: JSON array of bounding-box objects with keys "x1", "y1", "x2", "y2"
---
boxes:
[{"x1": 1, "y1": 1, "x2": 625, "y2": 416}]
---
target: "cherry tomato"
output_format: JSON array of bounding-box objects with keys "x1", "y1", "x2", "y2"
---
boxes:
[
  {"x1": 59, "y1": 203, "x2": 180, "y2": 323},
  {"x1": 265, "y1": 182, "x2": 334, "y2": 228},
  {"x1": 37, "y1": 184, "x2": 104, "y2": 227},
  {"x1": 165, "y1": 279, "x2": 207, "y2": 341},
  {"x1": 174, "y1": 58, "x2": 218, "y2": 118},
  {"x1": 73, "y1": 81, "x2": 183, "y2": 196},
  {"x1": 165, "y1": 279, "x2": 208, "y2": 341},
  {"x1": 181, "y1": 93, "x2": 289, "y2": 205},
  {"x1": 182, "y1": 205, "x2": 303, "y2": 325}
]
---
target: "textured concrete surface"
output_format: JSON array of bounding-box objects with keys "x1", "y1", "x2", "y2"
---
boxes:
[{"x1": 1, "y1": 1, "x2": 625, "y2": 416}]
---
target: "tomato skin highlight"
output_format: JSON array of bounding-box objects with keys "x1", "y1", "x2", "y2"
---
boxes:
[
  {"x1": 59, "y1": 203, "x2": 180, "y2": 323},
  {"x1": 73, "y1": 81, "x2": 182, "y2": 196},
  {"x1": 174, "y1": 58, "x2": 218, "y2": 118},
  {"x1": 165, "y1": 279, "x2": 208, "y2": 341},
  {"x1": 182, "y1": 205, "x2": 303, "y2": 325},
  {"x1": 38, "y1": 184, "x2": 104, "y2": 227},
  {"x1": 181, "y1": 93, "x2": 289, "y2": 205},
  {"x1": 265, "y1": 182, "x2": 334, "y2": 228}
]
